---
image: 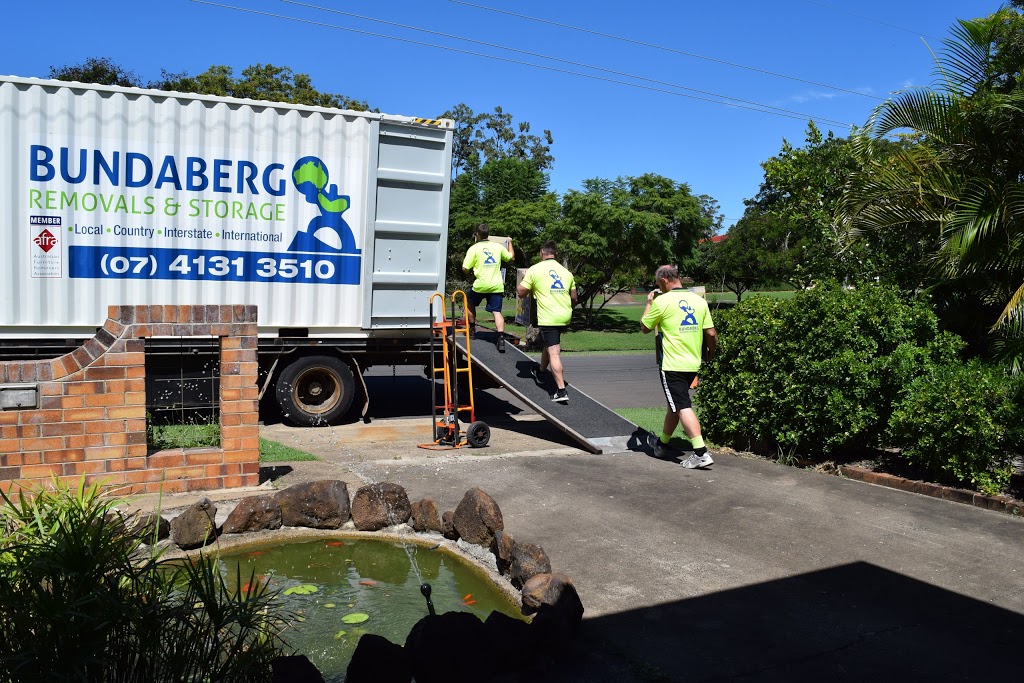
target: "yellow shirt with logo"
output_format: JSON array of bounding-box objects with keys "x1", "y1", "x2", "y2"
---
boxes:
[
  {"x1": 641, "y1": 289, "x2": 714, "y2": 372},
  {"x1": 462, "y1": 241, "x2": 512, "y2": 294},
  {"x1": 521, "y1": 259, "x2": 576, "y2": 326}
]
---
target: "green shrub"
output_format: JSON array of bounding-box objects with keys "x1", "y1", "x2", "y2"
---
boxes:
[
  {"x1": 0, "y1": 479, "x2": 289, "y2": 682},
  {"x1": 698, "y1": 282, "x2": 963, "y2": 456},
  {"x1": 887, "y1": 361, "x2": 1023, "y2": 495}
]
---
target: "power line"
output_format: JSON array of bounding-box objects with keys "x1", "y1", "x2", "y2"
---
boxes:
[
  {"x1": 281, "y1": 0, "x2": 849, "y2": 124},
  {"x1": 449, "y1": 0, "x2": 882, "y2": 101},
  {"x1": 191, "y1": 1, "x2": 856, "y2": 128},
  {"x1": 799, "y1": 0, "x2": 940, "y2": 40}
]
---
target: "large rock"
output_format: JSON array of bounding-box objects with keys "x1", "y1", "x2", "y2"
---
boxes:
[
  {"x1": 346, "y1": 634, "x2": 412, "y2": 682},
  {"x1": 351, "y1": 482, "x2": 412, "y2": 531},
  {"x1": 452, "y1": 487, "x2": 503, "y2": 546},
  {"x1": 105, "y1": 510, "x2": 169, "y2": 545},
  {"x1": 409, "y1": 498, "x2": 442, "y2": 533},
  {"x1": 441, "y1": 511, "x2": 459, "y2": 540},
  {"x1": 509, "y1": 541, "x2": 551, "y2": 588},
  {"x1": 222, "y1": 494, "x2": 282, "y2": 534},
  {"x1": 274, "y1": 481, "x2": 351, "y2": 529},
  {"x1": 405, "y1": 612, "x2": 489, "y2": 683},
  {"x1": 134, "y1": 511, "x2": 170, "y2": 544},
  {"x1": 271, "y1": 654, "x2": 325, "y2": 683},
  {"x1": 521, "y1": 572, "x2": 585, "y2": 641},
  {"x1": 170, "y1": 498, "x2": 218, "y2": 550},
  {"x1": 490, "y1": 529, "x2": 515, "y2": 575}
]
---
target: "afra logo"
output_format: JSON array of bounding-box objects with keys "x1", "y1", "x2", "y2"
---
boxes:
[
  {"x1": 34, "y1": 229, "x2": 58, "y2": 253},
  {"x1": 288, "y1": 156, "x2": 360, "y2": 254}
]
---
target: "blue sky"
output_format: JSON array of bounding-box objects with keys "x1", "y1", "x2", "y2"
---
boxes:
[{"x1": 4, "y1": 0, "x2": 1001, "y2": 229}]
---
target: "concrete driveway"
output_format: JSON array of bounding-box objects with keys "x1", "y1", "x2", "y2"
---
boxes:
[{"x1": 259, "y1": 400, "x2": 1024, "y2": 681}]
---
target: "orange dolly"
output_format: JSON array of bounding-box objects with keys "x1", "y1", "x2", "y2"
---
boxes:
[{"x1": 418, "y1": 291, "x2": 490, "y2": 450}]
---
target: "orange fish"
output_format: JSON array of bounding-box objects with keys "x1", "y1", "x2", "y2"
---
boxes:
[
  {"x1": 241, "y1": 583, "x2": 252, "y2": 593},
  {"x1": 359, "y1": 580, "x2": 377, "y2": 586},
  {"x1": 462, "y1": 600, "x2": 477, "y2": 606},
  {"x1": 246, "y1": 551, "x2": 266, "y2": 557},
  {"x1": 463, "y1": 594, "x2": 473, "y2": 601},
  {"x1": 326, "y1": 541, "x2": 345, "y2": 547}
]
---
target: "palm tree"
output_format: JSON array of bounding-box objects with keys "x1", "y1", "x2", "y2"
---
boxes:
[{"x1": 840, "y1": 9, "x2": 1024, "y2": 371}]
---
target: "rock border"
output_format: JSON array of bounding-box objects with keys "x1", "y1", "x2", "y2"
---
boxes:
[
  {"x1": 839, "y1": 465, "x2": 1023, "y2": 516},
  {"x1": 141, "y1": 480, "x2": 585, "y2": 682}
]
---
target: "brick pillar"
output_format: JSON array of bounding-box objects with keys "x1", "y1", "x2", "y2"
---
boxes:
[{"x1": 0, "y1": 305, "x2": 260, "y2": 495}]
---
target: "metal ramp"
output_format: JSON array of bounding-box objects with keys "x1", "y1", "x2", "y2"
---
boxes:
[{"x1": 454, "y1": 329, "x2": 644, "y2": 454}]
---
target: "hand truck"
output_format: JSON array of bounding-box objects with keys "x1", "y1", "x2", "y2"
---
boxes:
[{"x1": 418, "y1": 291, "x2": 491, "y2": 450}]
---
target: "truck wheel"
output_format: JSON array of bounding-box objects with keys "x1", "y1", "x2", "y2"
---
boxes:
[
  {"x1": 466, "y1": 421, "x2": 490, "y2": 448},
  {"x1": 276, "y1": 355, "x2": 355, "y2": 427}
]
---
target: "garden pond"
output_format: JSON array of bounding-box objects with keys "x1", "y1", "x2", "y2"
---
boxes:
[{"x1": 219, "y1": 537, "x2": 523, "y2": 680}]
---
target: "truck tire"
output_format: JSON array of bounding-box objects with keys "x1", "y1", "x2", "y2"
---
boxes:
[{"x1": 275, "y1": 355, "x2": 355, "y2": 427}]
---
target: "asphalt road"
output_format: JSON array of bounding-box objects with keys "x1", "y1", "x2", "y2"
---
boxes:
[{"x1": 360, "y1": 353, "x2": 664, "y2": 421}]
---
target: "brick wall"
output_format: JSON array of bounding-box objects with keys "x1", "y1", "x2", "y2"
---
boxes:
[{"x1": 0, "y1": 305, "x2": 260, "y2": 495}]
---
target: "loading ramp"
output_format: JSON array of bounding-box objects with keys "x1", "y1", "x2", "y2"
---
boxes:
[{"x1": 454, "y1": 329, "x2": 644, "y2": 454}]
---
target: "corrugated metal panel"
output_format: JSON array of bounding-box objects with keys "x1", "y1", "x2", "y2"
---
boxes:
[
  {"x1": 365, "y1": 123, "x2": 453, "y2": 329},
  {"x1": 0, "y1": 76, "x2": 451, "y2": 336}
]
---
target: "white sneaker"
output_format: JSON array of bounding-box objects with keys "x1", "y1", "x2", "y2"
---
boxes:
[{"x1": 680, "y1": 453, "x2": 714, "y2": 469}]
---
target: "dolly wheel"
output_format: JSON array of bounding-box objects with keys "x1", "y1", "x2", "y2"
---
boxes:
[{"x1": 466, "y1": 421, "x2": 490, "y2": 448}]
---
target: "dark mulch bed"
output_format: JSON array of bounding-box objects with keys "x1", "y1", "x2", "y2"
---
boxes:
[{"x1": 734, "y1": 442, "x2": 1024, "y2": 503}]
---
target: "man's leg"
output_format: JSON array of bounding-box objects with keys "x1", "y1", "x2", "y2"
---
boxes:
[
  {"x1": 678, "y1": 408, "x2": 701, "y2": 442},
  {"x1": 661, "y1": 409, "x2": 680, "y2": 443},
  {"x1": 493, "y1": 311, "x2": 505, "y2": 334},
  {"x1": 678, "y1": 407, "x2": 711, "y2": 465},
  {"x1": 548, "y1": 344, "x2": 565, "y2": 389}
]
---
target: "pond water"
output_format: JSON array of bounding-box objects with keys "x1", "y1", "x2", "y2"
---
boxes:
[{"x1": 221, "y1": 538, "x2": 522, "y2": 681}]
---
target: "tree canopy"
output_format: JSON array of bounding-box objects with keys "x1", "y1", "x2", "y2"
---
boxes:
[{"x1": 840, "y1": 6, "x2": 1024, "y2": 370}]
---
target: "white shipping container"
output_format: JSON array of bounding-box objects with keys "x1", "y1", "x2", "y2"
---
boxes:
[{"x1": 0, "y1": 76, "x2": 453, "y2": 338}]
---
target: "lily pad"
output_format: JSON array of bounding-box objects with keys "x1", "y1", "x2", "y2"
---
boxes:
[
  {"x1": 324, "y1": 603, "x2": 336, "y2": 608},
  {"x1": 341, "y1": 612, "x2": 370, "y2": 625},
  {"x1": 283, "y1": 584, "x2": 319, "y2": 596},
  {"x1": 333, "y1": 630, "x2": 347, "y2": 640}
]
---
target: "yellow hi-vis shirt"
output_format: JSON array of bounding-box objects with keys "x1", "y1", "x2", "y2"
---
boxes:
[
  {"x1": 462, "y1": 241, "x2": 512, "y2": 293},
  {"x1": 641, "y1": 288, "x2": 714, "y2": 372},
  {"x1": 521, "y1": 259, "x2": 575, "y2": 326}
]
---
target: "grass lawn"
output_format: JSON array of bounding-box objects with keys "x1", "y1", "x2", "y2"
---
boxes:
[
  {"x1": 614, "y1": 407, "x2": 694, "y2": 450},
  {"x1": 148, "y1": 423, "x2": 319, "y2": 462},
  {"x1": 259, "y1": 437, "x2": 319, "y2": 463},
  {"x1": 480, "y1": 290, "x2": 793, "y2": 353}
]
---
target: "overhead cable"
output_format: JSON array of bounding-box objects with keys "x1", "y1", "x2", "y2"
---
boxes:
[
  {"x1": 800, "y1": 0, "x2": 940, "y2": 39},
  {"x1": 282, "y1": 0, "x2": 845, "y2": 122},
  {"x1": 449, "y1": 0, "x2": 882, "y2": 101},
  {"x1": 192, "y1": 1, "x2": 855, "y2": 128}
]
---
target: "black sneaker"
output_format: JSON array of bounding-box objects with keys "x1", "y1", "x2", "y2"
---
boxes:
[
  {"x1": 496, "y1": 335, "x2": 506, "y2": 353},
  {"x1": 551, "y1": 388, "x2": 569, "y2": 404},
  {"x1": 468, "y1": 324, "x2": 476, "y2": 339},
  {"x1": 531, "y1": 365, "x2": 547, "y2": 384}
]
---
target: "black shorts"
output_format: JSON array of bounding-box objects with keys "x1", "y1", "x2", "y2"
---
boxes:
[
  {"x1": 660, "y1": 370, "x2": 697, "y2": 412},
  {"x1": 538, "y1": 326, "x2": 567, "y2": 348},
  {"x1": 468, "y1": 290, "x2": 503, "y2": 313}
]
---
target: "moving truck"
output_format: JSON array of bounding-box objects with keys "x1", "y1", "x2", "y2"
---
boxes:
[{"x1": 0, "y1": 76, "x2": 453, "y2": 425}]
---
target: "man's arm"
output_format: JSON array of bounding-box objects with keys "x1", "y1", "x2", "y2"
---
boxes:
[
  {"x1": 505, "y1": 240, "x2": 515, "y2": 261},
  {"x1": 640, "y1": 290, "x2": 659, "y2": 333},
  {"x1": 516, "y1": 271, "x2": 530, "y2": 299},
  {"x1": 702, "y1": 327, "x2": 717, "y2": 362}
]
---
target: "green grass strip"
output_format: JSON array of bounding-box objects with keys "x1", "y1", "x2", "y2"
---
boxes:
[{"x1": 259, "y1": 437, "x2": 319, "y2": 463}]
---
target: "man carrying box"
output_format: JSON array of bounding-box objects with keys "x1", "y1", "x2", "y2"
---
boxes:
[{"x1": 462, "y1": 223, "x2": 515, "y2": 352}]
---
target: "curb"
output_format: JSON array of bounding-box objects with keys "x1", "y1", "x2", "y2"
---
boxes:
[{"x1": 838, "y1": 465, "x2": 1023, "y2": 517}]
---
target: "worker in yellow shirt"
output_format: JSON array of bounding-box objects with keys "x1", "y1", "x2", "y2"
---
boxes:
[
  {"x1": 641, "y1": 264, "x2": 717, "y2": 468},
  {"x1": 517, "y1": 241, "x2": 577, "y2": 403},
  {"x1": 462, "y1": 223, "x2": 514, "y2": 352}
]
